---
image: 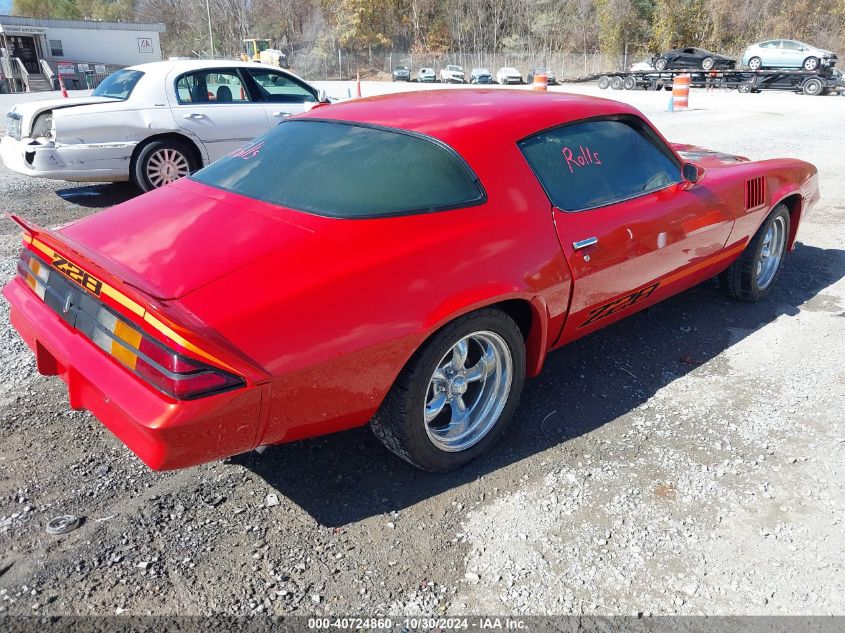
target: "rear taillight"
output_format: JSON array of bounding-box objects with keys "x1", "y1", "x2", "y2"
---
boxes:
[
  {"x1": 18, "y1": 247, "x2": 244, "y2": 400},
  {"x1": 91, "y1": 305, "x2": 244, "y2": 400},
  {"x1": 20, "y1": 249, "x2": 50, "y2": 300}
]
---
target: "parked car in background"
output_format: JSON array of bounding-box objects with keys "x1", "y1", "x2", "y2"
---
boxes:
[
  {"x1": 392, "y1": 66, "x2": 411, "y2": 81},
  {"x1": 629, "y1": 59, "x2": 655, "y2": 72},
  {"x1": 470, "y1": 68, "x2": 494, "y2": 84},
  {"x1": 742, "y1": 39, "x2": 838, "y2": 71},
  {"x1": 527, "y1": 68, "x2": 556, "y2": 84},
  {"x1": 496, "y1": 67, "x2": 523, "y2": 84},
  {"x1": 440, "y1": 65, "x2": 466, "y2": 83},
  {"x1": 5, "y1": 90, "x2": 818, "y2": 473},
  {"x1": 653, "y1": 47, "x2": 736, "y2": 71},
  {"x1": 417, "y1": 67, "x2": 436, "y2": 82},
  {"x1": 1, "y1": 60, "x2": 328, "y2": 192}
]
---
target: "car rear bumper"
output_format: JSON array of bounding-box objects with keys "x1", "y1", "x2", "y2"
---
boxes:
[
  {"x1": 3, "y1": 277, "x2": 263, "y2": 470},
  {"x1": 0, "y1": 135, "x2": 131, "y2": 182}
]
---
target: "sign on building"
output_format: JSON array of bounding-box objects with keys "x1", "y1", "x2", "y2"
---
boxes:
[
  {"x1": 138, "y1": 37, "x2": 153, "y2": 53},
  {"x1": 77, "y1": 63, "x2": 90, "y2": 73},
  {"x1": 57, "y1": 62, "x2": 75, "y2": 75},
  {"x1": 95, "y1": 64, "x2": 106, "y2": 74}
]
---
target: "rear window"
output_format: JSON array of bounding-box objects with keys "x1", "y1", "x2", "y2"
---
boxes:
[
  {"x1": 92, "y1": 69, "x2": 143, "y2": 100},
  {"x1": 192, "y1": 120, "x2": 485, "y2": 218}
]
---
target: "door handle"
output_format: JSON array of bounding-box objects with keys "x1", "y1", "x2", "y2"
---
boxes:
[
  {"x1": 183, "y1": 113, "x2": 206, "y2": 120},
  {"x1": 573, "y1": 237, "x2": 598, "y2": 250},
  {"x1": 272, "y1": 111, "x2": 291, "y2": 118}
]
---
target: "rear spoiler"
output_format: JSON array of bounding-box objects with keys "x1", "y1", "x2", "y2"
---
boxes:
[{"x1": 7, "y1": 214, "x2": 37, "y2": 236}]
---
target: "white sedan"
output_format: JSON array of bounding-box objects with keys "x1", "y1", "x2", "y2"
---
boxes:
[
  {"x1": 496, "y1": 67, "x2": 523, "y2": 84},
  {"x1": 1, "y1": 59, "x2": 328, "y2": 191}
]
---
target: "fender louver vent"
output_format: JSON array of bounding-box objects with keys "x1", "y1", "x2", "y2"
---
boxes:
[{"x1": 745, "y1": 177, "x2": 766, "y2": 210}]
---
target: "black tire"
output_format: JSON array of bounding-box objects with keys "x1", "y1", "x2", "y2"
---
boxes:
[
  {"x1": 597, "y1": 75, "x2": 611, "y2": 89},
  {"x1": 370, "y1": 308, "x2": 526, "y2": 472},
  {"x1": 802, "y1": 56, "x2": 820, "y2": 71},
  {"x1": 803, "y1": 78, "x2": 824, "y2": 96},
  {"x1": 623, "y1": 76, "x2": 636, "y2": 90},
  {"x1": 701, "y1": 56, "x2": 715, "y2": 70},
  {"x1": 738, "y1": 82, "x2": 753, "y2": 93},
  {"x1": 610, "y1": 76, "x2": 624, "y2": 90},
  {"x1": 721, "y1": 205, "x2": 790, "y2": 302},
  {"x1": 132, "y1": 139, "x2": 197, "y2": 192},
  {"x1": 654, "y1": 57, "x2": 668, "y2": 71},
  {"x1": 748, "y1": 56, "x2": 762, "y2": 70}
]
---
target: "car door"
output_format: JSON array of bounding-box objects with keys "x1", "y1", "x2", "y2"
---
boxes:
[
  {"x1": 678, "y1": 48, "x2": 699, "y2": 67},
  {"x1": 241, "y1": 67, "x2": 319, "y2": 125},
  {"x1": 171, "y1": 67, "x2": 270, "y2": 162},
  {"x1": 779, "y1": 41, "x2": 804, "y2": 67},
  {"x1": 518, "y1": 116, "x2": 736, "y2": 340}
]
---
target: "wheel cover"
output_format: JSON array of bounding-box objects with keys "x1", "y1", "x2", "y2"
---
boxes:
[
  {"x1": 749, "y1": 58, "x2": 761, "y2": 70},
  {"x1": 805, "y1": 80, "x2": 821, "y2": 94},
  {"x1": 146, "y1": 148, "x2": 190, "y2": 188},
  {"x1": 423, "y1": 331, "x2": 513, "y2": 453},
  {"x1": 804, "y1": 58, "x2": 818, "y2": 70},
  {"x1": 756, "y1": 215, "x2": 787, "y2": 290},
  {"x1": 702, "y1": 57, "x2": 714, "y2": 70}
]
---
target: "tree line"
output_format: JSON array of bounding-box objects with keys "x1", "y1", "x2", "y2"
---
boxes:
[{"x1": 11, "y1": 0, "x2": 845, "y2": 72}]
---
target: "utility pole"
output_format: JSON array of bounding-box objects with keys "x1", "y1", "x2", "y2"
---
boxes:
[{"x1": 205, "y1": 0, "x2": 215, "y2": 58}]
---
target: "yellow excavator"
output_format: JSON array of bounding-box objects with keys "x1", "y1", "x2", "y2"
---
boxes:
[{"x1": 241, "y1": 39, "x2": 287, "y2": 68}]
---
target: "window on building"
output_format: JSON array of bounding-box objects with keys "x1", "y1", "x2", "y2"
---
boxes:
[{"x1": 49, "y1": 40, "x2": 64, "y2": 57}]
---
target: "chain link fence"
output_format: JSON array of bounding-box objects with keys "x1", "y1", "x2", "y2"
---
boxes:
[{"x1": 289, "y1": 50, "x2": 635, "y2": 81}]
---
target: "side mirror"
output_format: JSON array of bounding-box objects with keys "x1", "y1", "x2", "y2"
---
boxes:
[
  {"x1": 682, "y1": 162, "x2": 705, "y2": 186},
  {"x1": 317, "y1": 88, "x2": 329, "y2": 103}
]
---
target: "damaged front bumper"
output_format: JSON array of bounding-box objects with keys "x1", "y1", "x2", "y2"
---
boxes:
[{"x1": 0, "y1": 135, "x2": 134, "y2": 182}]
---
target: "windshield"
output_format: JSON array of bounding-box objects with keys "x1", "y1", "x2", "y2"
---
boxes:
[
  {"x1": 192, "y1": 120, "x2": 485, "y2": 218},
  {"x1": 92, "y1": 69, "x2": 144, "y2": 100}
]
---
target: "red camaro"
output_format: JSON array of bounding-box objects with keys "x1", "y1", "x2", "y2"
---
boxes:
[{"x1": 5, "y1": 90, "x2": 819, "y2": 472}]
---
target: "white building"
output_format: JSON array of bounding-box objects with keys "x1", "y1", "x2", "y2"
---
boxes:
[{"x1": 0, "y1": 14, "x2": 165, "y2": 92}]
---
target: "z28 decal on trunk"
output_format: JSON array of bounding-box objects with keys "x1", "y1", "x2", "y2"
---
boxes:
[
  {"x1": 51, "y1": 256, "x2": 104, "y2": 296},
  {"x1": 579, "y1": 282, "x2": 660, "y2": 328}
]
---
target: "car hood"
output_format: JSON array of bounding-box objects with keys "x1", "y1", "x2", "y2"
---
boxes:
[
  {"x1": 56, "y1": 179, "x2": 323, "y2": 301},
  {"x1": 672, "y1": 143, "x2": 750, "y2": 166},
  {"x1": 10, "y1": 96, "x2": 123, "y2": 133}
]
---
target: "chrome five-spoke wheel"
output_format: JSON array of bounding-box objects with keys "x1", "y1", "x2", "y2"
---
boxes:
[
  {"x1": 424, "y1": 331, "x2": 513, "y2": 452},
  {"x1": 756, "y1": 214, "x2": 786, "y2": 291},
  {"x1": 370, "y1": 308, "x2": 526, "y2": 472},
  {"x1": 721, "y1": 204, "x2": 791, "y2": 302}
]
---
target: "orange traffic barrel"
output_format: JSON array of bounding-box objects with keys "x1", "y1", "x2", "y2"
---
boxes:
[
  {"x1": 672, "y1": 74, "x2": 690, "y2": 109},
  {"x1": 532, "y1": 73, "x2": 548, "y2": 91}
]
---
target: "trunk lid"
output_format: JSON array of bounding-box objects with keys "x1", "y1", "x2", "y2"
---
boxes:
[
  {"x1": 56, "y1": 178, "x2": 319, "y2": 301},
  {"x1": 9, "y1": 97, "x2": 124, "y2": 137}
]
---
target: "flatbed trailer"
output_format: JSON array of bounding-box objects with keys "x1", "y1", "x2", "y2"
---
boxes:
[{"x1": 567, "y1": 67, "x2": 844, "y2": 96}]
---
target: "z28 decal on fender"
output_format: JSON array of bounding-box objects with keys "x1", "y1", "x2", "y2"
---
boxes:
[
  {"x1": 579, "y1": 282, "x2": 660, "y2": 328},
  {"x1": 51, "y1": 256, "x2": 104, "y2": 296}
]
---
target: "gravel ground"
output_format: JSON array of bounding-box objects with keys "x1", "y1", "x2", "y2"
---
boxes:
[{"x1": 0, "y1": 83, "x2": 842, "y2": 618}]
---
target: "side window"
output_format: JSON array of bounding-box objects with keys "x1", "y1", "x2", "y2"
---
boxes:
[
  {"x1": 781, "y1": 41, "x2": 802, "y2": 51},
  {"x1": 246, "y1": 69, "x2": 316, "y2": 103},
  {"x1": 518, "y1": 118, "x2": 682, "y2": 212},
  {"x1": 175, "y1": 70, "x2": 251, "y2": 104}
]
